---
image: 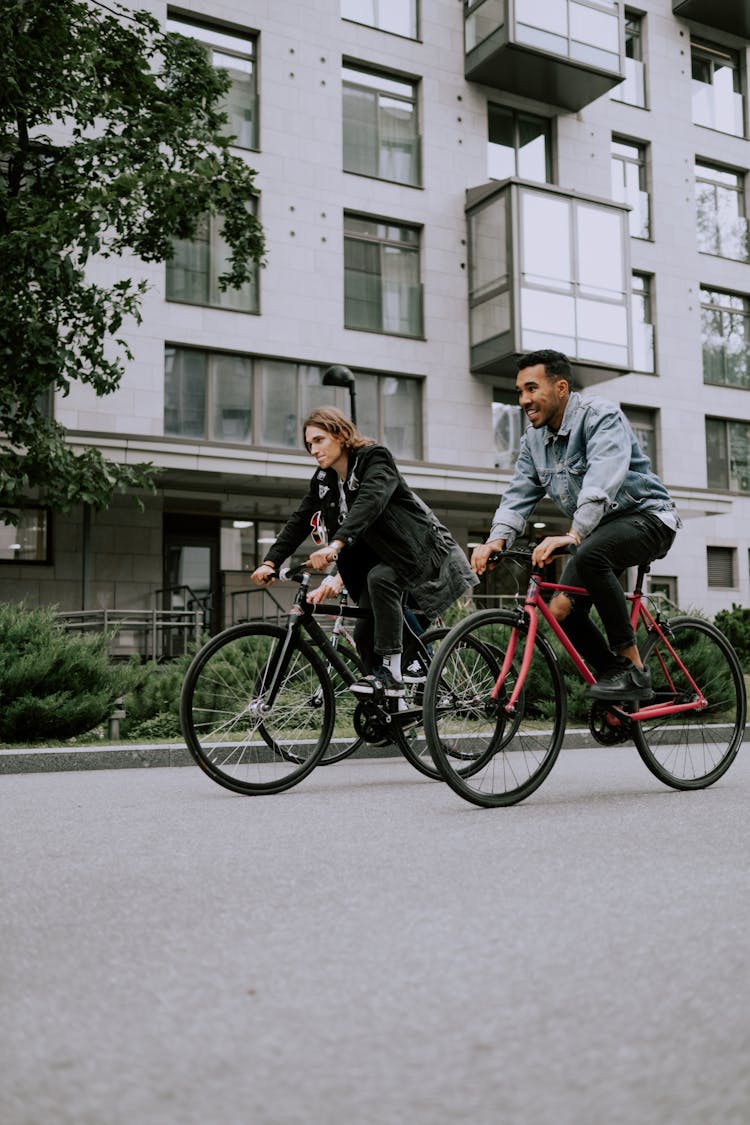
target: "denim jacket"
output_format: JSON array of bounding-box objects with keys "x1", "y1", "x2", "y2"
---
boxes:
[{"x1": 490, "y1": 393, "x2": 679, "y2": 545}]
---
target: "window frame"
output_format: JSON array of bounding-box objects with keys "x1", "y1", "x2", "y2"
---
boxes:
[
  {"x1": 707, "y1": 545, "x2": 737, "y2": 589},
  {"x1": 165, "y1": 12, "x2": 259, "y2": 151},
  {"x1": 700, "y1": 287, "x2": 750, "y2": 390},
  {"x1": 695, "y1": 159, "x2": 749, "y2": 262},
  {"x1": 705, "y1": 415, "x2": 750, "y2": 492},
  {"x1": 0, "y1": 507, "x2": 52, "y2": 565},
  {"x1": 487, "y1": 103, "x2": 552, "y2": 184},
  {"x1": 611, "y1": 9, "x2": 646, "y2": 107},
  {"x1": 691, "y1": 39, "x2": 745, "y2": 138},
  {"x1": 341, "y1": 0, "x2": 419, "y2": 40},
  {"x1": 342, "y1": 63, "x2": 421, "y2": 187},
  {"x1": 343, "y1": 213, "x2": 424, "y2": 338},
  {"x1": 631, "y1": 271, "x2": 655, "y2": 373},
  {"x1": 611, "y1": 134, "x2": 651, "y2": 239},
  {"x1": 166, "y1": 209, "x2": 260, "y2": 314}
]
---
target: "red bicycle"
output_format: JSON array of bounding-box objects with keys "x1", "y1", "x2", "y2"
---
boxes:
[{"x1": 423, "y1": 548, "x2": 747, "y2": 807}]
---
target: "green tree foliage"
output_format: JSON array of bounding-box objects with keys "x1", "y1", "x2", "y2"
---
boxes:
[
  {"x1": 713, "y1": 603, "x2": 750, "y2": 672},
  {"x1": 0, "y1": 0, "x2": 265, "y2": 517},
  {"x1": 0, "y1": 602, "x2": 134, "y2": 742}
]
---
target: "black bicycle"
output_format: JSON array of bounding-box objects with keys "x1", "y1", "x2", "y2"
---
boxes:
[{"x1": 180, "y1": 565, "x2": 490, "y2": 795}]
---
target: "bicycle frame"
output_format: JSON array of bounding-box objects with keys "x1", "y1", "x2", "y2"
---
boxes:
[{"x1": 494, "y1": 568, "x2": 708, "y2": 723}]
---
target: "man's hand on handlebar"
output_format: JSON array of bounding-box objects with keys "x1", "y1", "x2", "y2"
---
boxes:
[
  {"x1": 471, "y1": 539, "x2": 506, "y2": 575},
  {"x1": 307, "y1": 540, "x2": 343, "y2": 573},
  {"x1": 251, "y1": 562, "x2": 276, "y2": 586},
  {"x1": 531, "y1": 534, "x2": 577, "y2": 568}
]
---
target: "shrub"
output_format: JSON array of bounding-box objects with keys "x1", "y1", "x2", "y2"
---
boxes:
[
  {"x1": 713, "y1": 603, "x2": 750, "y2": 672},
  {"x1": 120, "y1": 650, "x2": 196, "y2": 740},
  {"x1": 0, "y1": 603, "x2": 133, "y2": 743}
]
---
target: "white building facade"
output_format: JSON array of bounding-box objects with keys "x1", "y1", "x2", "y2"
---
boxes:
[{"x1": 4, "y1": 0, "x2": 750, "y2": 641}]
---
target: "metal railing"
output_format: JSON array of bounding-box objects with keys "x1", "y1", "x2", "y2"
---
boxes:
[{"x1": 57, "y1": 606, "x2": 204, "y2": 661}]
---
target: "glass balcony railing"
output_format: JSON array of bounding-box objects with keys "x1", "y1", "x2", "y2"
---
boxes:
[
  {"x1": 611, "y1": 57, "x2": 646, "y2": 108},
  {"x1": 692, "y1": 81, "x2": 745, "y2": 137},
  {"x1": 632, "y1": 322, "x2": 655, "y2": 373}
]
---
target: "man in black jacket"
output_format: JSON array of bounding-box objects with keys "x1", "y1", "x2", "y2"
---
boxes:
[{"x1": 251, "y1": 406, "x2": 476, "y2": 697}]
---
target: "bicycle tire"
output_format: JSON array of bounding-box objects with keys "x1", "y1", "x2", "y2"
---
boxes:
[
  {"x1": 423, "y1": 609, "x2": 567, "y2": 807},
  {"x1": 632, "y1": 615, "x2": 747, "y2": 790},
  {"x1": 180, "y1": 622, "x2": 334, "y2": 795},
  {"x1": 317, "y1": 641, "x2": 366, "y2": 765}
]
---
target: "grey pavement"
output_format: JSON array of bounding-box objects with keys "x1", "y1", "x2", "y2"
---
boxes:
[{"x1": 2, "y1": 746, "x2": 750, "y2": 1125}]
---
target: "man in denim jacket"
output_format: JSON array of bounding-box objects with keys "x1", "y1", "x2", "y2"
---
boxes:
[{"x1": 472, "y1": 349, "x2": 680, "y2": 701}]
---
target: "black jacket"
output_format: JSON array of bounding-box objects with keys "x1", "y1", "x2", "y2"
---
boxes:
[{"x1": 266, "y1": 444, "x2": 475, "y2": 613}]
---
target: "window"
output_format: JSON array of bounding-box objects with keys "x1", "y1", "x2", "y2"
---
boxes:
[
  {"x1": 513, "y1": 0, "x2": 621, "y2": 72},
  {"x1": 166, "y1": 211, "x2": 259, "y2": 312},
  {"x1": 166, "y1": 15, "x2": 258, "y2": 149},
  {"x1": 342, "y1": 0, "x2": 418, "y2": 38},
  {"x1": 648, "y1": 575, "x2": 678, "y2": 609},
  {"x1": 611, "y1": 136, "x2": 650, "y2": 238},
  {"x1": 492, "y1": 390, "x2": 523, "y2": 469},
  {"x1": 488, "y1": 105, "x2": 551, "y2": 183},
  {"x1": 344, "y1": 215, "x2": 422, "y2": 337},
  {"x1": 707, "y1": 546, "x2": 737, "y2": 588},
  {"x1": 611, "y1": 11, "x2": 646, "y2": 108},
  {"x1": 0, "y1": 508, "x2": 51, "y2": 564},
  {"x1": 622, "y1": 405, "x2": 658, "y2": 472},
  {"x1": 343, "y1": 65, "x2": 420, "y2": 186},
  {"x1": 695, "y1": 161, "x2": 748, "y2": 262},
  {"x1": 692, "y1": 40, "x2": 744, "y2": 137},
  {"x1": 706, "y1": 417, "x2": 750, "y2": 491},
  {"x1": 701, "y1": 288, "x2": 750, "y2": 389},
  {"x1": 631, "y1": 273, "x2": 655, "y2": 372},
  {"x1": 164, "y1": 348, "x2": 422, "y2": 456}
]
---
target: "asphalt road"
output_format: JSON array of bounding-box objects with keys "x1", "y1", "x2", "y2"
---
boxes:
[{"x1": 2, "y1": 745, "x2": 749, "y2": 1125}]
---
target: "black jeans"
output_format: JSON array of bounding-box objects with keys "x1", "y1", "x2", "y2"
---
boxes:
[
  {"x1": 557, "y1": 511, "x2": 675, "y2": 674},
  {"x1": 353, "y1": 562, "x2": 406, "y2": 669}
]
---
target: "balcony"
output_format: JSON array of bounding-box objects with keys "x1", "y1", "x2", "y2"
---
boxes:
[
  {"x1": 465, "y1": 0, "x2": 625, "y2": 113},
  {"x1": 466, "y1": 179, "x2": 632, "y2": 387},
  {"x1": 673, "y1": 2, "x2": 750, "y2": 39}
]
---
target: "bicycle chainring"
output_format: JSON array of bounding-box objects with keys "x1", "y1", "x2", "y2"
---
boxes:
[
  {"x1": 588, "y1": 702, "x2": 631, "y2": 745},
  {"x1": 353, "y1": 699, "x2": 391, "y2": 744}
]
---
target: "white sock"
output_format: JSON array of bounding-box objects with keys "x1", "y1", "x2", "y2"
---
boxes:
[{"x1": 381, "y1": 652, "x2": 402, "y2": 680}]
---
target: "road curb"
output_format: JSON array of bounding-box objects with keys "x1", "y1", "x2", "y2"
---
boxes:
[{"x1": 0, "y1": 730, "x2": 606, "y2": 775}]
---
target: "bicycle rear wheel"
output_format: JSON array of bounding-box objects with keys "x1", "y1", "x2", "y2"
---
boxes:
[
  {"x1": 423, "y1": 609, "x2": 567, "y2": 807},
  {"x1": 180, "y1": 623, "x2": 334, "y2": 795},
  {"x1": 632, "y1": 616, "x2": 746, "y2": 789}
]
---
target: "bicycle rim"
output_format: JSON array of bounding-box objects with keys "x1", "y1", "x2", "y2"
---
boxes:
[
  {"x1": 180, "y1": 623, "x2": 333, "y2": 795},
  {"x1": 633, "y1": 616, "x2": 747, "y2": 789},
  {"x1": 423, "y1": 609, "x2": 567, "y2": 807}
]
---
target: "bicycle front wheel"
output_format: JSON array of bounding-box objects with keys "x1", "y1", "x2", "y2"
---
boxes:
[
  {"x1": 180, "y1": 623, "x2": 334, "y2": 795},
  {"x1": 423, "y1": 609, "x2": 567, "y2": 807},
  {"x1": 633, "y1": 616, "x2": 746, "y2": 789}
]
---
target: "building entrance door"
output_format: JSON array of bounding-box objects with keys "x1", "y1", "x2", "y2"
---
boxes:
[{"x1": 163, "y1": 514, "x2": 220, "y2": 653}]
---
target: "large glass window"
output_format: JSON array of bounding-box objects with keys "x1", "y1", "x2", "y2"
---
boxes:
[
  {"x1": 342, "y1": 0, "x2": 418, "y2": 38},
  {"x1": 0, "y1": 508, "x2": 50, "y2": 564},
  {"x1": 692, "y1": 40, "x2": 744, "y2": 137},
  {"x1": 695, "y1": 161, "x2": 748, "y2": 262},
  {"x1": 611, "y1": 136, "x2": 650, "y2": 238},
  {"x1": 611, "y1": 12, "x2": 646, "y2": 108},
  {"x1": 343, "y1": 66, "x2": 420, "y2": 186},
  {"x1": 166, "y1": 211, "x2": 259, "y2": 312},
  {"x1": 631, "y1": 272, "x2": 655, "y2": 373},
  {"x1": 701, "y1": 288, "x2": 750, "y2": 389},
  {"x1": 488, "y1": 105, "x2": 551, "y2": 183},
  {"x1": 164, "y1": 348, "x2": 422, "y2": 456},
  {"x1": 166, "y1": 15, "x2": 258, "y2": 149},
  {"x1": 706, "y1": 418, "x2": 750, "y2": 492},
  {"x1": 344, "y1": 215, "x2": 422, "y2": 337}
]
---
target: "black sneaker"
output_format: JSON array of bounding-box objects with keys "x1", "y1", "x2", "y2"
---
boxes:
[
  {"x1": 350, "y1": 666, "x2": 406, "y2": 698},
  {"x1": 587, "y1": 658, "x2": 654, "y2": 702},
  {"x1": 402, "y1": 658, "x2": 426, "y2": 684}
]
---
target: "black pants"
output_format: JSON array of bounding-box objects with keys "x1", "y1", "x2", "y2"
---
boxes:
[
  {"x1": 557, "y1": 511, "x2": 675, "y2": 674},
  {"x1": 352, "y1": 564, "x2": 431, "y2": 672}
]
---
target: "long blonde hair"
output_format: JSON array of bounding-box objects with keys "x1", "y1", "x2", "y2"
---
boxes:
[{"x1": 302, "y1": 406, "x2": 374, "y2": 452}]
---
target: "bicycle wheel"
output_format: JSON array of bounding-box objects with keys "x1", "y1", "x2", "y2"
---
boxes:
[
  {"x1": 317, "y1": 640, "x2": 365, "y2": 765},
  {"x1": 393, "y1": 626, "x2": 503, "y2": 781},
  {"x1": 423, "y1": 609, "x2": 567, "y2": 807},
  {"x1": 180, "y1": 623, "x2": 334, "y2": 795},
  {"x1": 632, "y1": 616, "x2": 747, "y2": 790}
]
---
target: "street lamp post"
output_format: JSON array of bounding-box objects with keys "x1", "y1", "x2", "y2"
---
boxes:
[{"x1": 322, "y1": 364, "x2": 357, "y2": 425}]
